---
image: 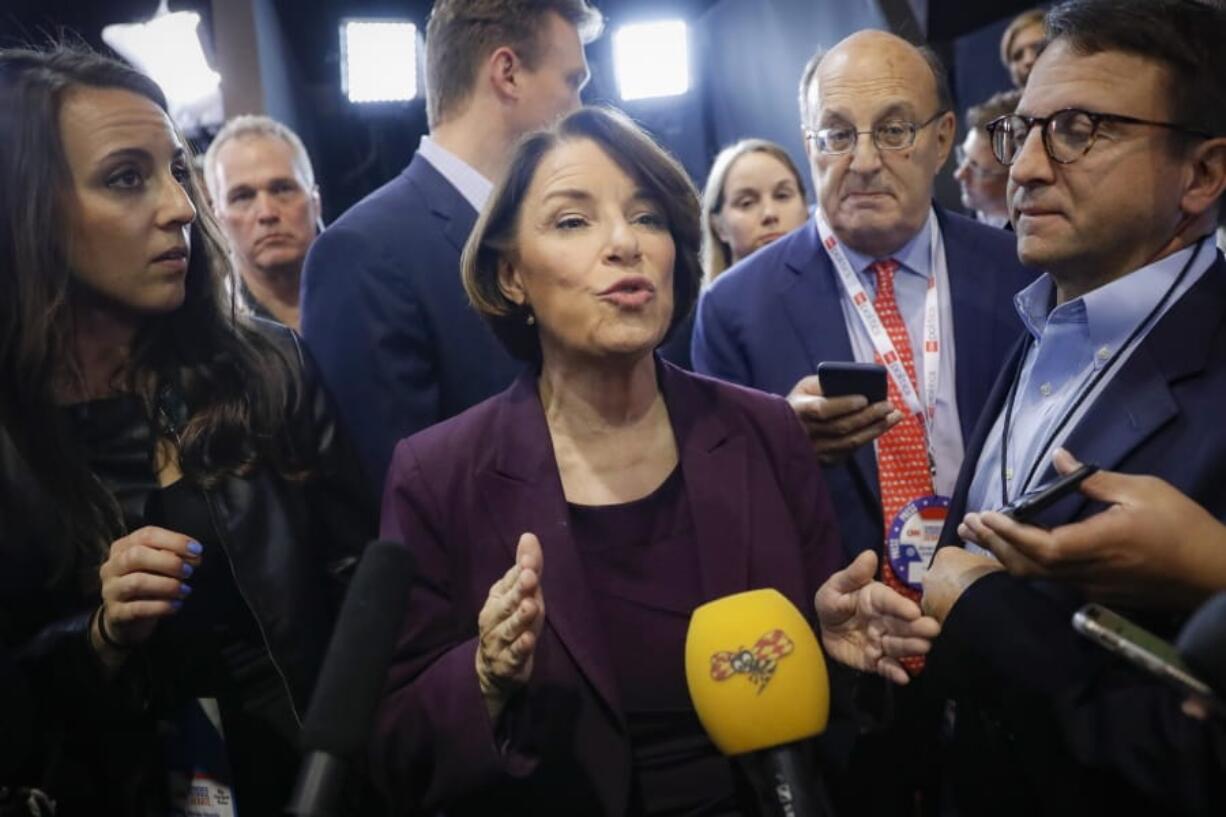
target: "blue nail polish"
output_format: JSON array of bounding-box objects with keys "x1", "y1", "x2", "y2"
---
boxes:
[
  {"x1": 187, "y1": 540, "x2": 204, "y2": 556},
  {"x1": 181, "y1": 562, "x2": 194, "y2": 579},
  {"x1": 179, "y1": 583, "x2": 193, "y2": 596},
  {"x1": 170, "y1": 600, "x2": 183, "y2": 611}
]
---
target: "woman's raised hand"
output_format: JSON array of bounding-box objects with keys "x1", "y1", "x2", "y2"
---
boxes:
[
  {"x1": 476, "y1": 532, "x2": 546, "y2": 721},
  {"x1": 94, "y1": 526, "x2": 200, "y2": 658}
]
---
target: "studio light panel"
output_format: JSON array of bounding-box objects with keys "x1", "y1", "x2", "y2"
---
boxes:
[
  {"x1": 342, "y1": 20, "x2": 418, "y2": 104},
  {"x1": 613, "y1": 20, "x2": 690, "y2": 102}
]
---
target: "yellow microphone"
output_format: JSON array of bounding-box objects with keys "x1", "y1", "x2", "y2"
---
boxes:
[{"x1": 686, "y1": 588, "x2": 835, "y2": 816}]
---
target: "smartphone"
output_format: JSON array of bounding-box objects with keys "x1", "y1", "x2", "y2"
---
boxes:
[
  {"x1": 1073, "y1": 603, "x2": 1219, "y2": 709},
  {"x1": 998, "y1": 464, "x2": 1098, "y2": 523},
  {"x1": 816, "y1": 362, "x2": 888, "y2": 404}
]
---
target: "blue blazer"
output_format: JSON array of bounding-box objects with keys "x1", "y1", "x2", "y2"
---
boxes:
[
  {"x1": 692, "y1": 208, "x2": 1036, "y2": 563},
  {"x1": 927, "y1": 254, "x2": 1226, "y2": 815},
  {"x1": 373, "y1": 361, "x2": 843, "y2": 816},
  {"x1": 300, "y1": 152, "x2": 521, "y2": 492}
]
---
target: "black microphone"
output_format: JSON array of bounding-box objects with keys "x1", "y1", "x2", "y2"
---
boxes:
[{"x1": 285, "y1": 539, "x2": 415, "y2": 816}]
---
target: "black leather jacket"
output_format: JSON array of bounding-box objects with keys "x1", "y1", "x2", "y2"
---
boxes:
[{"x1": 0, "y1": 324, "x2": 375, "y2": 815}]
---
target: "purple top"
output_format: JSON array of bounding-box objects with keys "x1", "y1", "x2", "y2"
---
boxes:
[{"x1": 569, "y1": 467, "x2": 741, "y2": 817}]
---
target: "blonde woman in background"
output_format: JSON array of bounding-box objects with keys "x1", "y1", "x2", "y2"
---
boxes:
[
  {"x1": 658, "y1": 139, "x2": 809, "y2": 368},
  {"x1": 701, "y1": 139, "x2": 809, "y2": 283}
]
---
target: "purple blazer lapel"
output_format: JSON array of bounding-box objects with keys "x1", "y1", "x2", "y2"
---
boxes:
[
  {"x1": 475, "y1": 372, "x2": 624, "y2": 721},
  {"x1": 659, "y1": 362, "x2": 751, "y2": 601}
]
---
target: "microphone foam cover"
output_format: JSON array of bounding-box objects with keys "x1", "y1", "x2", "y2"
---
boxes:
[
  {"x1": 301, "y1": 539, "x2": 415, "y2": 754},
  {"x1": 685, "y1": 588, "x2": 829, "y2": 755}
]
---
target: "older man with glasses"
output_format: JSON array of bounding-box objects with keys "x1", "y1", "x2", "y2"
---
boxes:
[
  {"x1": 814, "y1": 1, "x2": 1226, "y2": 813},
  {"x1": 692, "y1": 28, "x2": 1035, "y2": 817}
]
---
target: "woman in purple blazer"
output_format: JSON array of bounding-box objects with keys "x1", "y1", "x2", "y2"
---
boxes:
[{"x1": 373, "y1": 107, "x2": 843, "y2": 817}]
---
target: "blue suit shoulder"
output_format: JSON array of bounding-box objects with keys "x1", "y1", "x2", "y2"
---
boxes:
[
  {"x1": 705, "y1": 223, "x2": 806, "y2": 303},
  {"x1": 322, "y1": 164, "x2": 433, "y2": 240},
  {"x1": 937, "y1": 208, "x2": 1035, "y2": 288}
]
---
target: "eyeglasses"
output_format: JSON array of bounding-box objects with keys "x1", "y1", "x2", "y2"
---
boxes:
[
  {"x1": 985, "y1": 108, "x2": 1213, "y2": 166},
  {"x1": 954, "y1": 146, "x2": 1008, "y2": 178},
  {"x1": 806, "y1": 110, "x2": 947, "y2": 156}
]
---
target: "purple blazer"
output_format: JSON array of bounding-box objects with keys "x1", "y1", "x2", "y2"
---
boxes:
[{"x1": 373, "y1": 360, "x2": 842, "y2": 816}]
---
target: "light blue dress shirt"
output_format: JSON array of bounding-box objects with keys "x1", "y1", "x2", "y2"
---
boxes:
[
  {"x1": 837, "y1": 211, "x2": 965, "y2": 497},
  {"x1": 964, "y1": 240, "x2": 1216, "y2": 527},
  {"x1": 417, "y1": 135, "x2": 493, "y2": 213}
]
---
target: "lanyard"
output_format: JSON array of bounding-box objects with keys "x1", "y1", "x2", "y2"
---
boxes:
[
  {"x1": 998, "y1": 236, "x2": 1208, "y2": 505},
  {"x1": 816, "y1": 208, "x2": 944, "y2": 443}
]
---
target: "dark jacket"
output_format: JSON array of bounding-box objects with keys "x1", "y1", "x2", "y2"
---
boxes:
[
  {"x1": 928, "y1": 253, "x2": 1226, "y2": 817},
  {"x1": 0, "y1": 324, "x2": 375, "y2": 816},
  {"x1": 374, "y1": 360, "x2": 844, "y2": 817},
  {"x1": 692, "y1": 206, "x2": 1036, "y2": 566},
  {"x1": 301, "y1": 152, "x2": 523, "y2": 494}
]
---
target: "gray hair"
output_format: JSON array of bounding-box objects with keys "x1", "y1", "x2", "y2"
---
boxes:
[{"x1": 203, "y1": 114, "x2": 316, "y2": 203}]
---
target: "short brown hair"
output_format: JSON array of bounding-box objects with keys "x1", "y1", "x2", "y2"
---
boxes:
[
  {"x1": 965, "y1": 89, "x2": 1021, "y2": 132},
  {"x1": 1000, "y1": 8, "x2": 1046, "y2": 68},
  {"x1": 425, "y1": 0, "x2": 603, "y2": 128},
  {"x1": 702, "y1": 139, "x2": 807, "y2": 283},
  {"x1": 462, "y1": 106, "x2": 702, "y2": 362}
]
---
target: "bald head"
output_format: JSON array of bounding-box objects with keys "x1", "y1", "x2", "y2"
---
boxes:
[
  {"x1": 800, "y1": 31, "x2": 949, "y2": 131},
  {"x1": 799, "y1": 29, "x2": 956, "y2": 258}
]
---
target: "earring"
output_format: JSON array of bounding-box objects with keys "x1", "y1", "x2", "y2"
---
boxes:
[{"x1": 526, "y1": 312, "x2": 536, "y2": 326}]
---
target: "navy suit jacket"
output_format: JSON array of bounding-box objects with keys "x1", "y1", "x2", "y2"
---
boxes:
[
  {"x1": 300, "y1": 152, "x2": 521, "y2": 492},
  {"x1": 927, "y1": 254, "x2": 1226, "y2": 816},
  {"x1": 692, "y1": 207, "x2": 1036, "y2": 563},
  {"x1": 372, "y1": 361, "x2": 843, "y2": 817}
]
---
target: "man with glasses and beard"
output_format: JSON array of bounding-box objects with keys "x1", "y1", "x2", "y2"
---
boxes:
[{"x1": 814, "y1": 1, "x2": 1226, "y2": 814}]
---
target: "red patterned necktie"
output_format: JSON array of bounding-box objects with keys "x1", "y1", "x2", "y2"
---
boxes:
[{"x1": 871, "y1": 259, "x2": 933, "y2": 674}]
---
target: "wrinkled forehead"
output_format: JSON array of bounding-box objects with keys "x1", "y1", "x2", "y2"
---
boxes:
[
  {"x1": 1018, "y1": 39, "x2": 1175, "y2": 120},
  {"x1": 811, "y1": 44, "x2": 938, "y2": 124},
  {"x1": 219, "y1": 135, "x2": 308, "y2": 182}
]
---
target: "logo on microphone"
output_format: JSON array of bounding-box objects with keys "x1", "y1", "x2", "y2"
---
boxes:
[{"x1": 709, "y1": 629, "x2": 795, "y2": 694}]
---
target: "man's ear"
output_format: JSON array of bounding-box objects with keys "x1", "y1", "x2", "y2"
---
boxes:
[
  {"x1": 933, "y1": 110, "x2": 957, "y2": 169},
  {"x1": 309, "y1": 185, "x2": 323, "y2": 233},
  {"x1": 1181, "y1": 136, "x2": 1226, "y2": 220},
  {"x1": 497, "y1": 255, "x2": 527, "y2": 307},
  {"x1": 487, "y1": 46, "x2": 523, "y2": 104}
]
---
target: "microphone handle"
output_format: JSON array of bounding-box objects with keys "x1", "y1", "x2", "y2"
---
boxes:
[
  {"x1": 284, "y1": 751, "x2": 347, "y2": 816},
  {"x1": 736, "y1": 741, "x2": 837, "y2": 817}
]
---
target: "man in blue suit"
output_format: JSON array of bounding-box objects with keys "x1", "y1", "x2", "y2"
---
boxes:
[
  {"x1": 816, "y1": 1, "x2": 1226, "y2": 813},
  {"x1": 693, "y1": 30, "x2": 1033, "y2": 573},
  {"x1": 693, "y1": 29, "x2": 1033, "y2": 817},
  {"x1": 300, "y1": 0, "x2": 602, "y2": 490}
]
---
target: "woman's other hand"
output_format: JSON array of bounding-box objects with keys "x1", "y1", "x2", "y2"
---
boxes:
[
  {"x1": 94, "y1": 526, "x2": 200, "y2": 661},
  {"x1": 815, "y1": 550, "x2": 941, "y2": 685},
  {"x1": 476, "y1": 533, "x2": 546, "y2": 721}
]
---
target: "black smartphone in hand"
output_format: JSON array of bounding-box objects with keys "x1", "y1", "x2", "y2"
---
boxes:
[
  {"x1": 999, "y1": 463, "x2": 1099, "y2": 523},
  {"x1": 816, "y1": 362, "x2": 888, "y2": 404}
]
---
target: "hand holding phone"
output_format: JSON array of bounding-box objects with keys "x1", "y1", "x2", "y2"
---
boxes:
[
  {"x1": 816, "y1": 361, "x2": 888, "y2": 404},
  {"x1": 787, "y1": 365, "x2": 900, "y2": 465},
  {"x1": 1074, "y1": 603, "x2": 1221, "y2": 715},
  {"x1": 999, "y1": 464, "x2": 1099, "y2": 524}
]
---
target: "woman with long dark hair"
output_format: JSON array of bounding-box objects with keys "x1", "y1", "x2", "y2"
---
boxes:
[{"x1": 0, "y1": 46, "x2": 374, "y2": 815}]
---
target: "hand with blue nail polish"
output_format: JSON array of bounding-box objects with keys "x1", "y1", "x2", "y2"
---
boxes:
[{"x1": 95, "y1": 526, "x2": 203, "y2": 655}]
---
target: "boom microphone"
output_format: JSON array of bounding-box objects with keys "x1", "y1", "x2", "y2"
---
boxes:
[
  {"x1": 285, "y1": 539, "x2": 415, "y2": 816},
  {"x1": 685, "y1": 588, "x2": 836, "y2": 817}
]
